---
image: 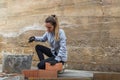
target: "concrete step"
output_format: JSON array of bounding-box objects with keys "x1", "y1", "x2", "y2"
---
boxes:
[
  {"x1": 22, "y1": 70, "x2": 57, "y2": 79},
  {"x1": 22, "y1": 63, "x2": 93, "y2": 79},
  {"x1": 28, "y1": 77, "x2": 92, "y2": 80},
  {"x1": 0, "y1": 64, "x2": 93, "y2": 80},
  {"x1": 22, "y1": 63, "x2": 63, "y2": 79}
]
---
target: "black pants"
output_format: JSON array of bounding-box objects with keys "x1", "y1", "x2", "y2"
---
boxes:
[{"x1": 35, "y1": 45, "x2": 57, "y2": 69}]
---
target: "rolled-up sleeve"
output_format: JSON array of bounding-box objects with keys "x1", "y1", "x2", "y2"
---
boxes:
[
  {"x1": 55, "y1": 30, "x2": 67, "y2": 62},
  {"x1": 35, "y1": 32, "x2": 48, "y2": 42}
]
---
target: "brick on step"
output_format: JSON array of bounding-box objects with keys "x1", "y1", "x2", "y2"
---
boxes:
[
  {"x1": 22, "y1": 70, "x2": 39, "y2": 78},
  {"x1": 46, "y1": 62, "x2": 63, "y2": 71},
  {"x1": 22, "y1": 70, "x2": 57, "y2": 79},
  {"x1": 38, "y1": 70, "x2": 57, "y2": 79}
]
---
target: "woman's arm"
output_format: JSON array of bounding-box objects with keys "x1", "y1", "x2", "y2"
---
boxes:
[{"x1": 35, "y1": 32, "x2": 48, "y2": 42}]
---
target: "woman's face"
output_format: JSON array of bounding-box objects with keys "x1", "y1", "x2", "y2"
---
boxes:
[{"x1": 45, "y1": 23, "x2": 54, "y2": 32}]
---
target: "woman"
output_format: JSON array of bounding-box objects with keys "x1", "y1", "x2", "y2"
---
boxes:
[{"x1": 28, "y1": 15, "x2": 67, "y2": 69}]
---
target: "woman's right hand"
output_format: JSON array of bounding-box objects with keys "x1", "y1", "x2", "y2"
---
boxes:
[{"x1": 28, "y1": 36, "x2": 35, "y2": 43}]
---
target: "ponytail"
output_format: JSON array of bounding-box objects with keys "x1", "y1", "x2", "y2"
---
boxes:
[{"x1": 51, "y1": 15, "x2": 59, "y2": 41}]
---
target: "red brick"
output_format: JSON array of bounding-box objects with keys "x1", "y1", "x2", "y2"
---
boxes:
[
  {"x1": 22, "y1": 70, "x2": 39, "y2": 78},
  {"x1": 93, "y1": 73, "x2": 120, "y2": 80},
  {"x1": 46, "y1": 62, "x2": 63, "y2": 71},
  {"x1": 38, "y1": 70, "x2": 57, "y2": 79},
  {"x1": 111, "y1": 73, "x2": 120, "y2": 80},
  {"x1": 94, "y1": 73, "x2": 111, "y2": 80},
  {"x1": 22, "y1": 70, "x2": 57, "y2": 79}
]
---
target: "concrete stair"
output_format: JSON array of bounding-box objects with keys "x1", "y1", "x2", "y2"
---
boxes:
[
  {"x1": 22, "y1": 62, "x2": 63, "y2": 79},
  {"x1": 0, "y1": 63, "x2": 120, "y2": 80},
  {"x1": 22, "y1": 63, "x2": 93, "y2": 80}
]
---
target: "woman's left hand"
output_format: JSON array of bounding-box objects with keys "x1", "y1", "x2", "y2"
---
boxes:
[{"x1": 48, "y1": 59, "x2": 58, "y2": 65}]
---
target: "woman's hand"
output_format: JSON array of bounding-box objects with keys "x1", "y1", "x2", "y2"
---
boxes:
[
  {"x1": 28, "y1": 36, "x2": 35, "y2": 43},
  {"x1": 48, "y1": 59, "x2": 58, "y2": 65}
]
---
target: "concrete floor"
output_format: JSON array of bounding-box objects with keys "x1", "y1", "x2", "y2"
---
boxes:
[
  {"x1": 58, "y1": 70, "x2": 93, "y2": 78},
  {"x1": 0, "y1": 64, "x2": 94, "y2": 80}
]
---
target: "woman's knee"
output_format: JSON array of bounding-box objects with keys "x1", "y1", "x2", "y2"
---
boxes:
[
  {"x1": 35, "y1": 45, "x2": 42, "y2": 51},
  {"x1": 37, "y1": 62, "x2": 45, "y2": 69}
]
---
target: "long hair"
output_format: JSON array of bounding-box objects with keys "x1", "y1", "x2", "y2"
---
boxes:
[{"x1": 45, "y1": 15, "x2": 59, "y2": 41}]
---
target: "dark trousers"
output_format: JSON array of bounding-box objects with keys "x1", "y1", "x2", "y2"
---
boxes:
[{"x1": 35, "y1": 45, "x2": 57, "y2": 69}]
